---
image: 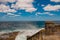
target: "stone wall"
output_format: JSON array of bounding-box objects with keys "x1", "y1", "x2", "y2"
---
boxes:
[
  {"x1": 0, "y1": 32, "x2": 19, "y2": 40},
  {"x1": 45, "y1": 21, "x2": 60, "y2": 35},
  {"x1": 27, "y1": 21, "x2": 60, "y2": 40},
  {"x1": 27, "y1": 29, "x2": 45, "y2": 40}
]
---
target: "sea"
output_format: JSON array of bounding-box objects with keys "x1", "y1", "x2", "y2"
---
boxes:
[{"x1": 0, "y1": 21, "x2": 45, "y2": 32}]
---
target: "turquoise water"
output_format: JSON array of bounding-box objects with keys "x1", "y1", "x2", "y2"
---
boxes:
[{"x1": 0, "y1": 21, "x2": 45, "y2": 31}]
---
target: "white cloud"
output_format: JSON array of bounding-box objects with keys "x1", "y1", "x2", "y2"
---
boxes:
[
  {"x1": 43, "y1": 4, "x2": 60, "y2": 11},
  {"x1": 51, "y1": 0, "x2": 60, "y2": 2},
  {"x1": 25, "y1": 8, "x2": 37, "y2": 12},
  {"x1": 48, "y1": 13, "x2": 54, "y2": 16},
  {"x1": 7, "y1": 13, "x2": 20, "y2": 17},
  {"x1": 0, "y1": 0, "x2": 36, "y2": 13},
  {"x1": 0, "y1": 4, "x2": 16, "y2": 13},
  {"x1": 41, "y1": 4, "x2": 45, "y2": 7},
  {"x1": 35, "y1": 12, "x2": 54, "y2": 16},
  {"x1": 11, "y1": 0, "x2": 37, "y2": 12},
  {"x1": 7, "y1": 13, "x2": 15, "y2": 15},
  {"x1": 35, "y1": 12, "x2": 47, "y2": 16},
  {"x1": 0, "y1": 0, "x2": 16, "y2": 3}
]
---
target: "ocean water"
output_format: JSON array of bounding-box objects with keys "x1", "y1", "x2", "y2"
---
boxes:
[{"x1": 0, "y1": 21, "x2": 45, "y2": 32}]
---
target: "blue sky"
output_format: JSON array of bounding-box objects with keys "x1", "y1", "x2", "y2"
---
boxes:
[{"x1": 0, "y1": 0, "x2": 60, "y2": 21}]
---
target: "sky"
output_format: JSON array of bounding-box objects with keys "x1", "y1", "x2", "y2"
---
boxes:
[{"x1": 0, "y1": 0, "x2": 60, "y2": 21}]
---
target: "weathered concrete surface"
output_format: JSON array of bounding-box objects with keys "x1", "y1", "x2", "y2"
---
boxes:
[
  {"x1": 0, "y1": 32, "x2": 19, "y2": 40},
  {"x1": 43, "y1": 35, "x2": 60, "y2": 40}
]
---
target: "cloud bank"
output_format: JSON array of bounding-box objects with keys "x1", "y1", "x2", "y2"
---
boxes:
[
  {"x1": 51, "y1": 0, "x2": 60, "y2": 2},
  {"x1": 0, "y1": 0, "x2": 16, "y2": 3},
  {"x1": 11, "y1": 0, "x2": 37, "y2": 12},
  {"x1": 0, "y1": 0, "x2": 36, "y2": 13},
  {"x1": 43, "y1": 4, "x2": 60, "y2": 11},
  {"x1": 43, "y1": 0, "x2": 60, "y2": 12},
  {"x1": 0, "y1": 4, "x2": 16, "y2": 13}
]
